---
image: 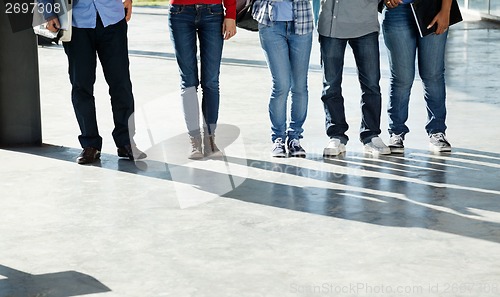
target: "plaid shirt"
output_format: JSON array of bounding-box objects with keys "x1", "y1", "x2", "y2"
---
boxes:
[{"x1": 252, "y1": 0, "x2": 314, "y2": 35}]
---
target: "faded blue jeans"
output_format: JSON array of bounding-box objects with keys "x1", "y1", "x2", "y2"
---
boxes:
[
  {"x1": 169, "y1": 4, "x2": 224, "y2": 136},
  {"x1": 259, "y1": 21, "x2": 312, "y2": 142},
  {"x1": 320, "y1": 32, "x2": 382, "y2": 144},
  {"x1": 383, "y1": 4, "x2": 448, "y2": 136}
]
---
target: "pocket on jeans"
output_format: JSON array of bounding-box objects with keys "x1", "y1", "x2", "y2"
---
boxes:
[
  {"x1": 169, "y1": 5, "x2": 184, "y2": 14},
  {"x1": 258, "y1": 23, "x2": 269, "y2": 30},
  {"x1": 208, "y1": 5, "x2": 224, "y2": 15}
]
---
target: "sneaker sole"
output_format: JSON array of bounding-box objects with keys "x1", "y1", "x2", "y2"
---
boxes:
[
  {"x1": 272, "y1": 153, "x2": 287, "y2": 158},
  {"x1": 430, "y1": 144, "x2": 452, "y2": 152},
  {"x1": 389, "y1": 146, "x2": 404, "y2": 154},
  {"x1": 364, "y1": 146, "x2": 391, "y2": 155},
  {"x1": 323, "y1": 147, "x2": 346, "y2": 157},
  {"x1": 289, "y1": 151, "x2": 306, "y2": 158}
]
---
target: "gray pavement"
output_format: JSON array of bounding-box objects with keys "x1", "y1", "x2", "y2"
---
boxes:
[{"x1": 1, "y1": 7, "x2": 500, "y2": 297}]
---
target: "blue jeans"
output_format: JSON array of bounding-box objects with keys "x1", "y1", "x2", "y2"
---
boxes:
[
  {"x1": 320, "y1": 32, "x2": 382, "y2": 144},
  {"x1": 383, "y1": 4, "x2": 448, "y2": 136},
  {"x1": 259, "y1": 21, "x2": 312, "y2": 142},
  {"x1": 63, "y1": 17, "x2": 134, "y2": 150},
  {"x1": 168, "y1": 4, "x2": 224, "y2": 135}
]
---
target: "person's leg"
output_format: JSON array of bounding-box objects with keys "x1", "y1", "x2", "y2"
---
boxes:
[
  {"x1": 418, "y1": 30, "x2": 450, "y2": 152},
  {"x1": 319, "y1": 35, "x2": 348, "y2": 144},
  {"x1": 196, "y1": 4, "x2": 225, "y2": 156},
  {"x1": 63, "y1": 26, "x2": 101, "y2": 150},
  {"x1": 258, "y1": 22, "x2": 293, "y2": 157},
  {"x1": 286, "y1": 23, "x2": 312, "y2": 157},
  {"x1": 350, "y1": 32, "x2": 390, "y2": 155},
  {"x1": 198, "y1": 4, "x2": 224, "y2": 136},
  {"x1": 180, "y1": 87, "x2": 200, "y2": 137},
  {"x1": 169, "y1": 5, "x2": 201, "y2": 137},
  {"x1": 95, "y1": 17, "x2": 134, "y2": 148},
  {"x1": 349, "y1": 31, "x2": 382, "y2": 143},
  {"x1": 418, "y1": 30, "x2": 448, "y2": 135},
  {"x1": 382, "y1": 5, "x2": 417, "y2": 137},
  {"x1": 259, "y1": 22, "x2": 292, "y2": 144},
  {"x1": 287, "y1": 24, "x2": 312, "y2": 142}
]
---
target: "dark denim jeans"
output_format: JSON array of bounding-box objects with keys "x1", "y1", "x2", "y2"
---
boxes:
[
  {"x1": 383, "y1": 5, "x2": 448, "y2": 136},
  {"x1": 259, "y1": 21, "x2": 312, "y2": 142},
  {"x1": 168, "y1": 4, "x2": 224, "y2": 135},
  {"x1": 320, "y1": 32, "x2": 382, "y2": 144},
  {"x1": 63, "y1": 17, "x2": 134, "y2": 150}
]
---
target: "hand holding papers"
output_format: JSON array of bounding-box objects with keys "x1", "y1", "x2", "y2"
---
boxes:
[
  {"x1": 410, "y1": 0, "x2": 462, "y2": 38},
  {"x1": 33, "y1": 0, "x2": 72, "y2": 42}
]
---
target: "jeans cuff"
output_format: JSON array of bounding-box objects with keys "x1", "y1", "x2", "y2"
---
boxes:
[
  {"x1": 330, "y1": 136, "x2": 348, "y2": 145},
  {"x1": 361, "y1": 134, "x2": 379, "y2": 145}
]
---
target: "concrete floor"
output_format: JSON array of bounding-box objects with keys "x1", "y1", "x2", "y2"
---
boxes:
[{"x1": 1, "y1": 7, "x2": 500, "y2": 297}]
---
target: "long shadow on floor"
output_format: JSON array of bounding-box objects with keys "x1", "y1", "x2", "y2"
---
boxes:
[
  {"x1": 223, "y1": 148, "x2": 500, "y2": 244},
  {"x1": 0, "y1": 264, "x2": 111, "y2": 297},
  {"x1": 5, "y1": 145, "x2": 500, "y2": 244}
]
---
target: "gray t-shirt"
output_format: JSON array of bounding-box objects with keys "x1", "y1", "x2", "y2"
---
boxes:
[{"x1": 317, "y1": 0, "x2": 380, "y2": 38}]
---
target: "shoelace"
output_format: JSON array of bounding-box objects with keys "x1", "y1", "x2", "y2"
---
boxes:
[
  {"x1": 392, "y1": 133, "x2": 403, "y2": 140},
  {"x1": 391, "y1": 134, "x2": 404, "y2": 144},
  {"x1": 431, "y1": 133, "x2": 450, "y2": 146},
  {"x1": 290, "y1": 139, "x2": 301, "y2": 148},
  {"x1": 190, "y1": 137, "x2": 202, "y2": 150},
  {"x1": 272, "y1": 139, "x2": 284, "y2": 151},
  {"x1": 432, "y1": 133, "x2": 447, "y2": 142}
]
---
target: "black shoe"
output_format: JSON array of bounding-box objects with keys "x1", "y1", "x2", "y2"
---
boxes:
[
  {"x1": 117, "y1": 144, "x2": 147, "y2": 161},
  {"x1": 77, "y1": 147, "x2": 101, "y2": 165}
]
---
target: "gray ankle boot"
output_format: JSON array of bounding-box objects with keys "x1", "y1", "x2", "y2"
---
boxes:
[
  {"x1": 188, "y1": 135, "x2": 203, "y2": 159},
  {"x1": 203, "y1": 134, "x2": 223, "y2": 157}
]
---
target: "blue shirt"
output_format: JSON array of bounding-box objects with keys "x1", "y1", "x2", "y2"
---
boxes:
[
  {"x1": 272, "y1": 0, "x2": 294, "y2": 22},
  {"x1": 252, "y1": 0, "x2": 314, "y2": 35},
  {"x1": 73, "y1": 0, "x2": 125, "y2": 28},
  {"x1": 41, "y1": 0, "x2": 125, "y2": 28}
]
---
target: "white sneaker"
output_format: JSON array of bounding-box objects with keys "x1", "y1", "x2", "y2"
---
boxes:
[
  {"x1": 364, "y1": 136, "x2": 391, "y2": 155},
  {"x1": 271, "y1": 138, "x2": 287, "y2": 158},
  {"x1": 323, "y1": 138, "x2": 346, "y2": 157},
  {"x1": 429, "y1": 132, "x2": 452, "y2": 152}
]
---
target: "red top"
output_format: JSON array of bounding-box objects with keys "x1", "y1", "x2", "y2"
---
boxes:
[{"x1": 169, "y1": 0, "x2": 237, "y2": 19}]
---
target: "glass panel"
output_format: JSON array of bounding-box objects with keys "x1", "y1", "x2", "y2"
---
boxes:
[
  {"x1": 468, "y1": 0, "x2": 489, "y2": 12},
  {"x1": 490, "y1": 0, "x2": 500, "y2": 16}
]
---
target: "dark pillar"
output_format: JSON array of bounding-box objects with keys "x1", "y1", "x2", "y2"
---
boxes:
[{"x1": 0, "y1": 7, "x2": 42, "y2": 146}]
